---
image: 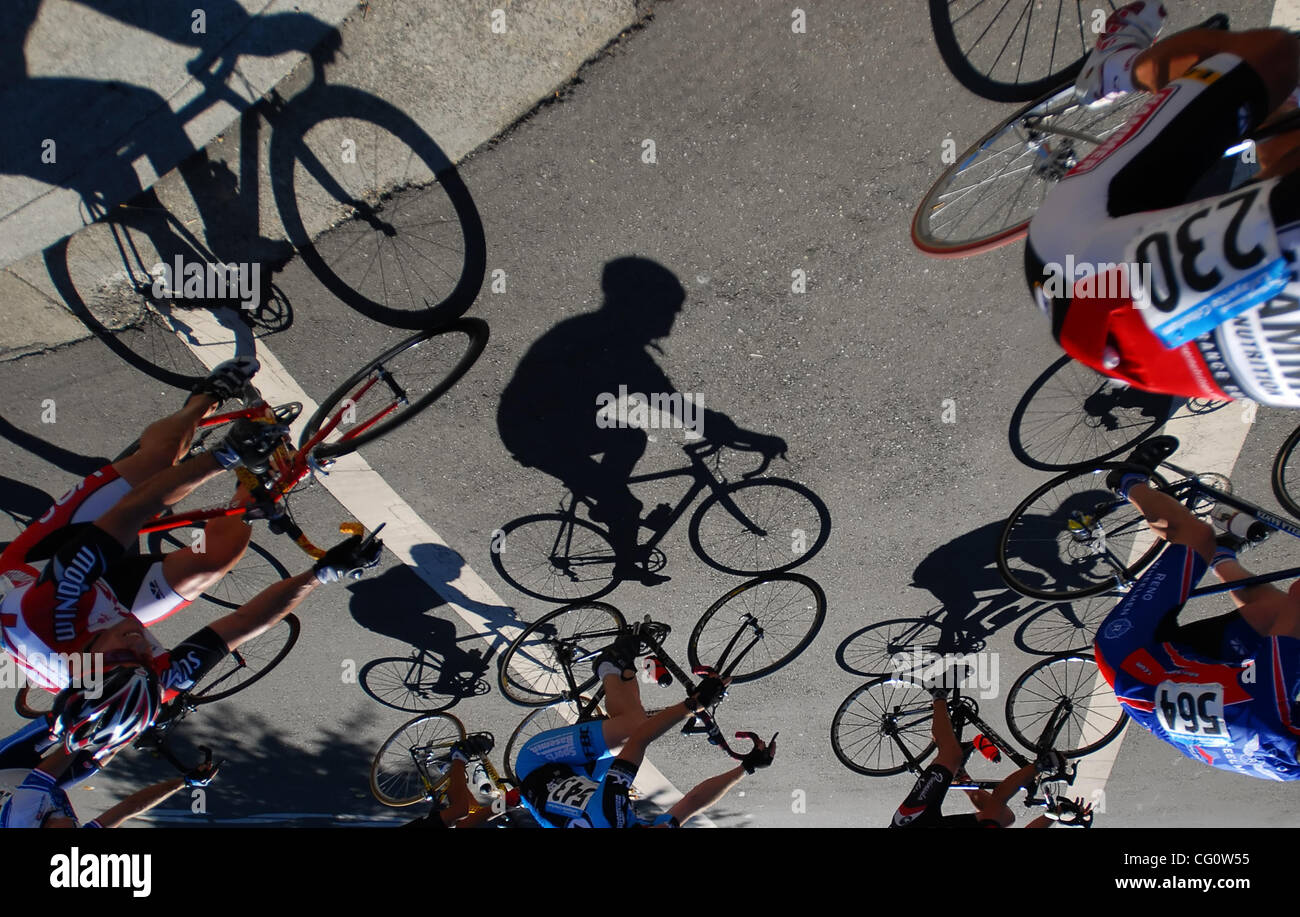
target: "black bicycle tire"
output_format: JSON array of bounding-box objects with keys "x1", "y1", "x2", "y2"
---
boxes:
[
  {"x1": 187, "y1": 613, "x2": 301, "y2": 705},
  {"x1": 1008, "y1": 354, "x2": 1174, "y2": 472},
  {"x1": 1272, "y1": 423, "x2": 1300, "y2": 520},
  {"x1": 836, "y1": 617, "x2": 948, "y2": 679},
  {"x1": 928, "y1": 0, "x2": 1094, "y2": 103},
  {"x1": 489, "y1": 512, "x2": 619, "y2": 603},
  {"x1": 497, "y1": 602, "x2": 627, "y2": 707},
  {"x1": 269, "y1": 84, "x2": 486, "y2": 329},
  {"x1": 997, "y1": 462, "x2": 1169, "y2": 600},
  {"x1": 298, "y1": 317, "x2": 488, "y2": 460},
  {"x1": 1005, "y1": 652, "x2": 1128, "y2": 756},
  {"x1": 144, "y1": 531, "x2": 291, "y2": 610},
  {"x1": 830, "y1": 678, "x2": 937, "y2": 777},
  {"x1": 687, "y1": 572, "x2": 826, "y2": 683},
  {"x1": 689, "y1": 477, "x2": 831, "y2": 577},
  {"x1": 369, "y1": 711, "x2": 467, "y2": 807}
]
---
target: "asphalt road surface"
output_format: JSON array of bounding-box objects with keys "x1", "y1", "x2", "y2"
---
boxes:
[{"x1": 2, "y1": 0, "x2": 1299, "y2": 830}]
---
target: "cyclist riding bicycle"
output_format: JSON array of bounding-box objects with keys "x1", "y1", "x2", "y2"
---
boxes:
[
  {"x1": 1025, "y1": 2, "x2": 1300, "y2": 408},
  {"x1": 890, "y1": 679, "x2": 1091, "y2": 828},
  {"x1": 1094, "y1": 435, "x2": 1300, "y2": 780},
  {"x1": 512, "y1": 633, "x2": 776, "y2": 827},
  {"x1": 0, "y1": 530, "x2": 382, "y2": 793},
  {"x1": 0, "y1": 357, "x2": 270, "y2": 691},
  {"x1": 400, "y1": 733, "x2": 521, "y2": 829}
]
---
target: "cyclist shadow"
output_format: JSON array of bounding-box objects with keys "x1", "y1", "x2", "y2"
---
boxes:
[
  {"x1": 0, "y1": 413, "x2": 113, "y2": 547},
  {"x1": 836, "y1": 521, "x2": 1042, "y2": 677},
  {"x1": 495, "y1": 256, "x2": 815, "y2": 602},
  {"x1": 347, "y1": 542, "x2": 517, "y2": 713}
]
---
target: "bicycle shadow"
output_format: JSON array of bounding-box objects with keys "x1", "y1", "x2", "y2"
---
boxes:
[
  {"x1": 495, "y1": 256, "x2": 822, "y2": 602},
  {"x1": 0, "y1": 413, "x2": 113, "y2": 546},
  {"x1": 836, "y1": 521, "x2": 1042, "y2": 676},
  {"x1": 347, "y1": 542, "x2": 517, "y2": 712}
]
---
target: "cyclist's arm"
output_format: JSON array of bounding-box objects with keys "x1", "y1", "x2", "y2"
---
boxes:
[
  {"x1": 664, "y1": 763, "x2": 747, "y2": 827},
  {"x1": 91, "y1": 776, "x2": 188, "y2": 828},
  {"x1": 1208, "y1": 557, "x2": 1300, "y2": 639},
  {"x1": 987, "y1": 763, "x2": 1038, "y2": 808},
  {"x1": 207, "y1": 568, "x2": 318, "y2": 650},
  {"x1": 1024, "y1": 814, "x2": 1055, "y2": 829}
]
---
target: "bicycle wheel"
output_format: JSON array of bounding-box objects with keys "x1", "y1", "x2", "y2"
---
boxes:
[
  {"x1": 270, "y1": 84, "x2": 486, "y2": 329},
  {"x1": 1006, "y1": 652, "x2": 1127, "y2": 756},
  {"x1": 1272, "y1": 423, "x2": 1300, "y2": 520},
  {"x1": 497, "y1": 602, "x2": 626, "y2": 707},
  {"x1": 929, "y1": 0, "x2": 1107, "y2": 103},
  {"x1": 831, "y1": 678, "x2": 937, "y2": 777},
  {"x1": 298, "y1": 317, "x2": 488, "y2": 460},
  {"x1": 490, "y1": 513, "x2": 619, "y2": 603},
  {"x1": 44, "y1": 229, "x2": 209, "y2": 390},
  {"x1": 144, "y1": 532, "x2": 290, "y2": 610},
  {"x1": 369, "y1": 712, "x2": 466, "y2": 806},
  {"x1": 188, "y1": 613, "x2": 300, "y2": 705},
  {"x1": 1009, "y1": 355, "x2": 1174, "y2": 471},
  {"x1": 836, "y1": 617, "x2": 947, "y2": 679},
  {"x1": 503, "y1": 697, "x2": 604, "y2": 785},
  {"x1": 687, "y1": 573, "x2": 826, "y2": 683},
  {"x1": 690, "y1": 478, "x2": 830, "y2": 577},
  {"x1": 912, "y1": 84, "x2": 1147, "y2": 257},
  {"x1": 998, "y1": 462, "x2": 1168, "y2": 600}
]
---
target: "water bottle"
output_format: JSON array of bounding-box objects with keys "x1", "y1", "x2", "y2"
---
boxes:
[
  {"x1": 1213, "y1": 508, "x2": 1270, "y2": 543},
  {"x1": 973, "y1": 733, "x2": 1002, "y2": 764},
  {"x1": 649, "y1": 656, "x2": 673, "y2": 688}
]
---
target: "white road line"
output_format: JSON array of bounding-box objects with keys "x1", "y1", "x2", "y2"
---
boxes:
[
  {"x1": 164, "y1": 307, "x2": 701, "y2": 824},
  {"x1": 1274, "y1": 0, "x2": 1300, "y2": 29},
  {"x1": 1070, "y1": 398, "x2": 1256, "y2": 808}
]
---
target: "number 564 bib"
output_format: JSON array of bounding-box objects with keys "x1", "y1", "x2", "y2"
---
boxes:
[
  {"x1": 1125, "y1": 180, "x2": 1292, "y2": 349},
  {"x1": 1155, "y1": 681, "x2": 1231, "y2": 747}
]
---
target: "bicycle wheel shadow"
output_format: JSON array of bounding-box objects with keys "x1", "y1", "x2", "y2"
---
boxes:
[
  {"x1": 346, "y1": 542, "x2": 518, "y2": 713},
  {"x1": 1008, "y1": 354, "x2": 1174, "y2": 472},
  {"x1": 835, "y1": 521, "x2": 1040, "y2": 677}
]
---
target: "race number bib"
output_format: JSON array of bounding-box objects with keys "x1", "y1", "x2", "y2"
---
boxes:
[
  {"x1": 545, "y1": 774, "x2": 598, "y2": 815},
  {"x1": 1126, "y1": 181, "x2": 1291, "y2": 349},
  {"x1": 1155, "y1": 681, "x2": 1230, "y2": 746}
]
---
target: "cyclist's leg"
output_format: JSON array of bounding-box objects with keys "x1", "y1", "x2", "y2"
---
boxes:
[
  {"x1": 112, "y1": 394, "x2": 222, "y2": 487},
  {"x1": 598, "y1": 670, "x2": 648, "y2": 751}
]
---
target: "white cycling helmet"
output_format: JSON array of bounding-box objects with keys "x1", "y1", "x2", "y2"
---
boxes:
[{"x1": 49, "y1": 665, "x2": 161, "y2": 755}]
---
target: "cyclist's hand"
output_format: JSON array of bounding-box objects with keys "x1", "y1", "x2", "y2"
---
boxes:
[
  {"x1": 1046, "y1": 796, "x2": 1093, "y2": 828},
  {"x1": 686, "y1": 675, "x2": 729, "y2": 712},
  {"x1": 740, "y1": 733, "x2": 778, "y2": 775},
  {"x1": 313, "y1": 533, "x2": 383, "y2": 584}
]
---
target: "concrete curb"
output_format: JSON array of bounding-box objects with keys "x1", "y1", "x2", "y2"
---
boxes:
[{"x1": 1, "y1": 0, "x2": 648, "y2": 361}]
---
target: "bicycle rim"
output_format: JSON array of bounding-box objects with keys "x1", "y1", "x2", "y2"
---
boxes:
[
  {"x1": 299, "y1": 318, "x2": 488, "y2": 459},
  {"x1": 498, "y1": 602, "x2": 627, "y2": 706},
  {"x1": 912, "y1": 85, "x2": 1147, "y2": 257},
  {"x1": 688, "y1": 573, "x2": 826, "y2": 683},
  {"x1": 369, "y1": 712, "x2": 466, "y2": 806},
  {"x1": 1272, "y1": 423, "x2": 1300, "y2": 520},
  {"x1": 1006, "y1": 652, "x2": 1127, "y2": 756},
  {"x1": 998, "y1": 463, "x2": 1168, "y2": 600},
  {"x1": 831, "y1": 679, "x2": 936, "y2": 777}
]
